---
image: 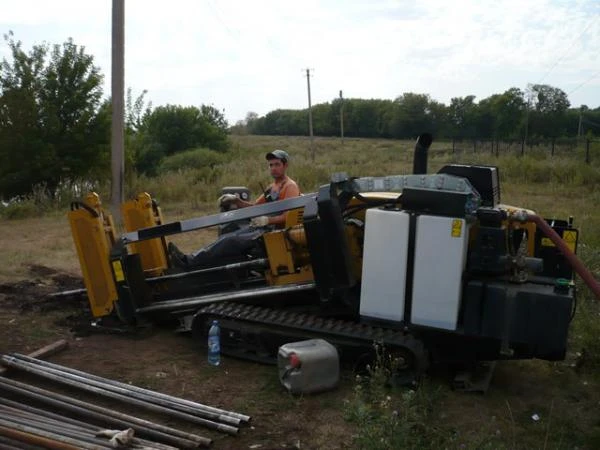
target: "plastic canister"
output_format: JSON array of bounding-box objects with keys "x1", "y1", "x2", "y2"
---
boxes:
[{"x1": 277, "y1": 339, "x2": 339, "y2": 394}]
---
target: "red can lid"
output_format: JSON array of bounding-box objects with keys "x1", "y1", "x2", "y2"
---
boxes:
[{"x1": 289, "y1": 353, "x2": 301, "y2": 368}]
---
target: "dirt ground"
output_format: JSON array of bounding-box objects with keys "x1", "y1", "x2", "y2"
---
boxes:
[
  {"x1": 1, "y1": 264, "x2": 600, "y2": 449},
  {"x1": 0, "y1": 264, "x2": 355, "y2": 449}
]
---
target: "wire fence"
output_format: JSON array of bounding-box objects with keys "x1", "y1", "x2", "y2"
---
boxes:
[{"x1": 444, "y1": 138, "x2": 600, "y2": 163}]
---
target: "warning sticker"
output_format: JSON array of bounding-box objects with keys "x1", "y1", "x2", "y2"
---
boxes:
[
  {"x1": 451, "y1": 219, "x2": 463, "y2": 237},
  {"x1": 541, "y1": 237, "x2": 554, "y2": 247},
  {"x1": 112, "y1": 260, "x2": 125, "y2": 282},
  {"x1": 541, "y1": 230, "x2": 577, "y2": 252},
  {"x1": 563, "y1": 230, "x2": 577, "y2": 252}
]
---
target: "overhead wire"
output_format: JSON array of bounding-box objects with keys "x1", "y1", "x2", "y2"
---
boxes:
[
  {"x1": 536, "y1": 14, "x2": 598, "y2": 85},
  {"x1": 567, "y1": 69, "x2": 600, "y2": 96}
]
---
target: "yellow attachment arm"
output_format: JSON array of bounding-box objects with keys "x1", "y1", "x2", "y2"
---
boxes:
[{"x1": 67, "y1": 193, "x2": 117, "y2": 318}]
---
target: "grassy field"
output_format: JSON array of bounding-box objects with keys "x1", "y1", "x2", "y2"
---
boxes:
[{"x1": 1, "y1": 134, "x2": 600, "y2": 449}]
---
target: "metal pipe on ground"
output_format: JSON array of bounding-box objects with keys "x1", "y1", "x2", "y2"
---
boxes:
[
  {"x1": 0, "y1": 434, "x2": 44, "y2": 450},
  {"x1": 0, "y1": 404, "x2": 175, "y2": 450},
  {"x1": 0, "y1": 377, "x2": 209, "y2": 448},
  {"x1": 11, "y1": 352, "x2": 250, "y2": 424},
  {"x1": 9, "y1": 354, "x2": 242, "y2": 426},
  {"x1": 0, "y1": 399, "x2": 179, "y2": 450},
  {"x1": 0, "y1": 420, "x2": 98, "y2": 450},
  {"x1": 0, "y1": 355, "x2": 238, "y2": 436},
  {"x1": 0, "y1": 406, "x2": 97, "y2": 435},
  {"x1": 137, "y1": 281, "x2": 316, "y2": 314},
  {"x1": 0, "y1": 414, "x2": 113, "y2": 449}
]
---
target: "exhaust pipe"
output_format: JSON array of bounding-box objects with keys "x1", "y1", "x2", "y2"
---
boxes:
[{"x1": 412, "y1": 133, "x2": 433, "y2": 175}]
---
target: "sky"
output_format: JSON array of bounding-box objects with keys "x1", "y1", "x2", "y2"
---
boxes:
[{"x1": 1, "y1": 0, "x2": 599, "y2": 125}]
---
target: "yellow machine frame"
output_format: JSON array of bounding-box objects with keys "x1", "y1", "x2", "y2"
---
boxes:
[
  {"x1": 121, "y1": 192, "x2": 168, "y2": 276},
  {"x1": 67, "y1": 193, "x2": 118, "y2": 318}
]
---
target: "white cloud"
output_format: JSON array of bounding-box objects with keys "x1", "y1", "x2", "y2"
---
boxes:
[{"x1": 1, "y1": 0, "x2": 598, "y2": 123}]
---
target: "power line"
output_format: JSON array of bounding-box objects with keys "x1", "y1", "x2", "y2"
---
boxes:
[
  {"x1": 567, "y1": 69, "x2": 600, "y2": 96},
  {"x1": 536, "y1": 15, "x2": 598, "y2": 85},
  {"x1": 206, "y1": 0, "x2": 241, "y2": 43}
]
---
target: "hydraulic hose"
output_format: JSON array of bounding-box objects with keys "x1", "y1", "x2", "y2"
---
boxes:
[{"x1": 511, "y1": 211, "x2": 600, "y2": 300}]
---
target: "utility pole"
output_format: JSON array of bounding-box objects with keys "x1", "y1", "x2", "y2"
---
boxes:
[
  {"x1": 578, "y1": 107, "x2": 583, "y2": 143},
  {"x1": 523, "y1": 84, "x2": 532, "y2": 147},
  {"x1": 305, "y1": 69, "x2": 314, "y2": 161},
  {"x1": 339, "y1": 90, "x2": 344, "y2": 145},
  {"x1": 111, "y1": 0, "x2": 125, "y2": 223}
]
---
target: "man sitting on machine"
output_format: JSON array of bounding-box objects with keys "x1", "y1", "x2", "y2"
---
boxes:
[{"x1": 168, "y1": 149, "x2": 300, "y2": 269}]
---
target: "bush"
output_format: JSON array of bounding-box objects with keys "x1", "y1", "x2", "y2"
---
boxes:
[
  {"x1": 0, "y1": 199, "x2": 41, "y2": 219},
  {"x1": 158, "y1": 148, "x2": 227, "y2": 173},
  {"x1": 343, "y1": 344, "x2": 446, "y2": 450}
]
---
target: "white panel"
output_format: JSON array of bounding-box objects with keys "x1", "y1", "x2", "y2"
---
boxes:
[
  {"x1": 411, "y1": 215, "x2": 469, "y2": 330},
  {"x1": 359, "y1": 209, "x2": 410, "y2": 322}
]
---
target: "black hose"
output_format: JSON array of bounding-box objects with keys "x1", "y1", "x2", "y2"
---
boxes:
[{"x1": 70, "y1": 201, "x2": 99, "y2": 218}]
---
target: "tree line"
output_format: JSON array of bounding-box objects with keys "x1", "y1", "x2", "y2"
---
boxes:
[
  {"x1": 2, "y1": 33, "x2": 599, "y2": 201},
  {"x1": 235, "y1": 88, "x2": 599, "y2": 141},
  {"x1": 0, "y1": 33, "x2": 229, "y2": 200}
]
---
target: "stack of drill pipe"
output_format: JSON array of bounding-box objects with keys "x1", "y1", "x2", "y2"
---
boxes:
[
  {"x1": 0, "y1": 376, "x2": 211, "y2": 448},
  {"x1": 7, "y1": 353, "x2": 250, "y2": 425},
  {"x1": 0, "y1": 398, "x2": 180, "y2": 450},
  {"x1": 0, "y1": 353, "x2": 247, "y2": 437}
]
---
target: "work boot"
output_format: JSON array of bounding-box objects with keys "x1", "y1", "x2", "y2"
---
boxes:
[{"x1": 168, "y1": 242, "x2": 189, "y2": 268}]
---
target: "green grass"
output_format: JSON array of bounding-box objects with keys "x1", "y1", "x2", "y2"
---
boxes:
[{"x1": 2, "y1": 134, "x2": 600, "y2": 449}]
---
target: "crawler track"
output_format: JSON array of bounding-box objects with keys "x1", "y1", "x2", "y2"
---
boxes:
[{"x1": 193, "y1": 302, "x2": 429, "y2": 384}]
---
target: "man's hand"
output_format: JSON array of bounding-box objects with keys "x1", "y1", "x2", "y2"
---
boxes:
[
  {"x1": 250, "y1": 216, "x2": 269, "y2": 227},
  {"x1": 218, "y1": 193, "x2": 238, "y2": 207}
]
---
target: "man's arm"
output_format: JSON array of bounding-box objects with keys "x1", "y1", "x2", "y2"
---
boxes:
[{"x1": 264, "y1": 181, "x2": 301, "y2": 226}]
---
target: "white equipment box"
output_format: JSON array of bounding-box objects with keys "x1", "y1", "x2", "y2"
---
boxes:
[
  {"x1": 410, "y1": 215, "x2": 469, "y2": 330},
  {"x1": 359, "y1": 209, "x2": 410, "y2": 322}
]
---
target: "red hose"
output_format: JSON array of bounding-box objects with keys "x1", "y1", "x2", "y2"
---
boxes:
[{"x1": 526, "y1": 213, "x2": 600, "y2": 300}]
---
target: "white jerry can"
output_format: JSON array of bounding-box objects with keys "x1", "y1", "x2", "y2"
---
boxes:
[{"x1": 277, "y1": 339, "x2": 340, "y2": 394}]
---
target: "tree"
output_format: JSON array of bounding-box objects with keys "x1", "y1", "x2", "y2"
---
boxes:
[
  {"x1": 448, "y1": 95, "x2": 478, "y2": 138},
  {"x1": 527, "y1": 84, "x2": 570, "y2": 138},
  {"x1": 390, "y1": 93, "x2": 435, "y2": 138},
  {"x1": 0, "y1": 32, "x2": 107, "y2": 199},
  {"x1": 134, "y1": 104, "x2": 230, "y2": 175}
]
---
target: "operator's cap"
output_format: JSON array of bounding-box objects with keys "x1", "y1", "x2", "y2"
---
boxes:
[{"x1": 265, "y1": 149, "x2": 289, "y2": 162}]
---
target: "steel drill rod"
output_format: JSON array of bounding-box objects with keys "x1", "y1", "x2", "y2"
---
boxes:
[
  {"x1": 0, "y1": 425, "x2": 79, "y2": 450},
  {"x1": 11, "y1": 352, "x2": 249, "y2": 423},
  {"x1": 0, "y1": 397, "x2": 100, "y2": 432},
  {"x1": 0, "y1": 399, "x2": 179, "y2": 450},
  {"x1": 137, "y1": 281, "x2": 316, "y2": 313},
  {"x1": 145, "y1": 258, "x2": 269, "y2": 283},
  {"x1": 0, "y1": 406, "x2": 96, "y2": 434},
  {"x1": 0, "y1": 377, "x2": 209, "y2": 448},
  {"x1": 0, "y1": 414, "x2": 113, "y2": 449},
  {"x1": 6, "y1": 356, "x2": 241, "y2": 428},
  {"x1": 0, "y1": 434, "x2": 43, "y2": 450},
  {"x1": 0, "y1": 355, "x2": 238, "y2": 435},
  {"x1": 0, "y1": 405, "x2": 179, "y2": 450},
  {"x1": 0, "y1": 418, "x2": 102, "y2": 450}
]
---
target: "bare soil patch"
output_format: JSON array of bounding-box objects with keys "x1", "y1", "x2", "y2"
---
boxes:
[{"x1": 1, "y1": 264, "x2": 599, "y2": 449}]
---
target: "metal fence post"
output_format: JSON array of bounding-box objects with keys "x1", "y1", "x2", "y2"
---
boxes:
[
  {"x1": 586, "y1": 139, "x2": 591, "y2": 164},
  {"x1": 521, "y1": 139, "x2": 525, "y2": 156}
]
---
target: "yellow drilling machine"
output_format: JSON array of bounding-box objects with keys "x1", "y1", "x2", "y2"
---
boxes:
[{"x1": 69, "y1": 135, "x2": 594, "y2": 385}]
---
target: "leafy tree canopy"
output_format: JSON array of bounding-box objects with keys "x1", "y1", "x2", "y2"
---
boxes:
[{"x1": 0, "y1": 31, "x2": 106, "y2": 200}]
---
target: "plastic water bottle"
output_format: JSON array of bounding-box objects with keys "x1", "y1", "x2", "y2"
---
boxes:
[{"x1": 207, "y1": 320, "x2": 221, "y2": 366}]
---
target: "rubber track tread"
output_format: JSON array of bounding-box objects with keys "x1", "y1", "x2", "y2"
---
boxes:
[{"x1": 198, "y1": 302, "x2": 429, "y2": 374}]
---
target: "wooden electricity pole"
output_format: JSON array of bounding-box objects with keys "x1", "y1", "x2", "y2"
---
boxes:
[
  {"x1": 305, "y1": 69, "x2": 314, "y2": 161},
  {"x1": 339, "y1": 90, "x2": 344, "y2": 145},
  {"x1": 111, "y1": 0, "x2": 125, "y2": 221}
]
